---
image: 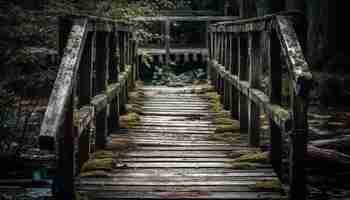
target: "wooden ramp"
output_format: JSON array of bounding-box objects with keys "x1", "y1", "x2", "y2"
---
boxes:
[{"x1": 76, "y1": 86, "x2": 286, "y2": 199}]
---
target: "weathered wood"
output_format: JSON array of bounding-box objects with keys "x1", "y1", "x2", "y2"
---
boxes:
[
  {"x1": 238, "y1": 34, "x2": 249, "y2": 133},
  {"x1": 164, "y1": 20, "x2": 170, "y2": 66},
  {"x1": 248, "y1": 32, "x2": 261, "y2": 147},
  {"x1": 94, "y1": 31, "x2": 109, "y2": 150},
  {"x1": 211, "y1": 62, "x2": 291, "y2": 129},
  {"x1": 77, "y1": 86, "x2": 284, "y2": 199},
  {"x1": 275, "y1": 16, "x2": 312, "y2": 98},
  {"x1": 39, "y1": 19, "x2": 88, "y2": 149},
  {"x1": 108, "y1": 28, "x2": 120, "y2": 133},
  {"x1": 134, "y1": 16, "x2": 239, "y2": 22}
]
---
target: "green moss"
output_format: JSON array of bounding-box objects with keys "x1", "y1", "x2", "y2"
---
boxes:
[
  {"x1": 230, "y1": 162, "x2": 259, "y2": 170},
  {"x1": 79, "y1": 170, "x2": 112, "y2": 178},
  {"x1": 207, "y1": 92, "x2": 221, "y2": 101},
  {"x1": 233, "y1": 151, "x2": 269, "y2": 164},
  {"x1": 81, "y1": 158, "x2": 115, "y2": 172},
  {"x1": 213, "y1": 118, "x2": 237, "y2": 125},
  {"x1": 126, "y1": 104, "x2": 143, "y2": 114},
  {"x1": 209, "y1": 132, "x2": 242, "y2": 144},
  {"x1": 215, "y1": 124, "x2": 240, "y2": 133},
  {"x1": 249, "y1": 178, "x2": 283, "y2": 192},
  {"x1": 120, "y1": 112, "x2": 141, "y2": 128},
  {"x1": 91, "y1": 150, "x2": 114, "y2": 159}
]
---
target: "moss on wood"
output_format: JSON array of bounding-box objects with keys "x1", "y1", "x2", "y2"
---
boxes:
[
  {"x1": 249, "y1": 178, "x2": 283, "y2": 192},
  {"x1": 233, "y1": 151, "x2": 269, "y2": 164},
  {"x1": 90, "y1": 150, "x2": 114, "y2": 159},
  {"x1": 230, "y1": 162, "x2": 259, "y2": 170},
  {"x1": 79, "y1": 170, "x2": 112, "y2": 178},
  {"x1": 215, "y1": 124, "x2": 240, "y2": 133},
  {"x1": 81, "y1": 158, "x2": 115, "y2": 172},
  {"x1": 106, "y1": 137, "x2": 136, "y2": 151},
  {"x1": 120, "y1": 112, "x2": 141, "y2": 128}
]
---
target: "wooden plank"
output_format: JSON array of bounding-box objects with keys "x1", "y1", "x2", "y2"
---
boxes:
[
  {"x1": 119, "y1": 158, "x2": 235, "y2": 162},
  {"x1": 122, "y1": 151, "x2": 232, "y2": 158},
  {"x1": 124, "y1": 126, "x2": 216, "y2": 131},
  {"x1": 117, "y1": 128, "x2": 214, "y2": 135},
  {"x1": 77, "y1": 185, "x2": 271, "y2": 192},
  {"x1": 75, "y1": 191, "x2": 284, "y2": 199},
  {"x1": 132, "y1": 146, "x2": 241, "y2": 151}
]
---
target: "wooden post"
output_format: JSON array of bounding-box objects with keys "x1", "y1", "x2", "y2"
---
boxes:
[
  {"x1": 77, "y1": 27, "x2": 94, "y2": 171},
  {"x1": 227, "y1": 33, "x2": 233, "y2": 113},
  {"x1": 95, "y1": 27, "x2": 109, "y2": 149},
  {"x1": 54, "y1": 17, "x2": 75, "y2": 200},
  {"x1": 119, "y1": 31, "x2": 125, "y2": 72},
  {"x1": 289, "y1": 94, "x2": 308, "y2": 200},
  {"x1": 165, "y1": 20, "x2": 171, "y2": 67},
  {"x1": 223, "y1": 32, "x2": 229, "y2": 109},
  {"x1": 231, "y1": 34, "x2": 239, "y2": 119},
  {"x1": 268, "y1": 30, "x2": 283, "y2": 177},
  {"x1": 119, "y1": 32, "x2": 127, "y2": 114},
  {"x1": 238, "y1": 34, "x2": 249, "y2": 133},
  {"x1": 248, "y1": 32, "x2": 261, "y2": 147},
  {"x1": 108, "y1": 26, "x2": 120, "y2": 133}
]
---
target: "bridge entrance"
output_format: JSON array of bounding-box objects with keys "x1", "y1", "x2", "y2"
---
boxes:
[{"x1": 35, "y1": 11, "x2": 311, "y2": 200}]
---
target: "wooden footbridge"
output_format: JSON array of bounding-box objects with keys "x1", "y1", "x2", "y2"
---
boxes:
[{"x1": 38, "y1": 11, "x2": 312, "y2": 200}]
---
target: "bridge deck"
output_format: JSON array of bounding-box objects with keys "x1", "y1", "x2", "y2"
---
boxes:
[{"x1": 76, "y1": 86, "x2": 286, "y2": 199}]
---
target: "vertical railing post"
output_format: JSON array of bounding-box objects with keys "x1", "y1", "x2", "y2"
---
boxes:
[
  {"x1": 223, "y1": 31, "x2": 228, "y2": 109},
  {"x1": 54, "y1": 17, "x2": 75, "y2": 200},
  {"x1": 219, "y1": 31, "x2": 224, "y2": 104},
  {"x1": 268, "y1": 30, "x2": 283, "y2": 177},
  {"x1": 165, "y1": 20, "x2": 171, "y2": 67},
  {"x1": 289, "y1": 93, "x2": 308, "y2": 200},
  {"x1": 77, "y1": 22, "x2": 94, "y2": 172},
  {"x1": 227, "y1": 32, "x2": 233, "y2": 114},
  {"x1": 231, "y1": 34, "x2": 239, "y2": 120},
  {"x1": 248, "y1": 32, "x2": 262, "y2": 147},
  {"x1": 238, "y1": 33, "x2": 249, "y2": 133},
  {"x1": 108, "y1": 25, "x2": 120, "y2": 133},
  {"x1": 119, "y1": 31, "x2": 127, "y2": 114},
  {"x1": 95, "y1": 22, "x2": 110, "y2": 149}
]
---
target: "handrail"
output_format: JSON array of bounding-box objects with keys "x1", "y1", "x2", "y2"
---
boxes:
[
  {"x1": 38, "y1": 15, "x2": 138, "y2": 199},
  {"x1": 39, "y1": 18, "x2": 88, "y2": 148},
  {"x1": 208, "y1": 12, "x2": 312, "y2": 200}
]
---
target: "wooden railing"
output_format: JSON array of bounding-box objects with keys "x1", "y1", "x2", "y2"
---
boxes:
[
  {"x1": 208, "y1": 12, "x2": 312, "y2": 200},
  {"x1": 38, "y1": 16, "x2": 138, "y2": 199}
]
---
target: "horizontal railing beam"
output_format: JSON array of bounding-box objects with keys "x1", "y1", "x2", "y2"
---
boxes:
[{"x1": 211, "y1": 60, "x2": 291, "y2": 131}]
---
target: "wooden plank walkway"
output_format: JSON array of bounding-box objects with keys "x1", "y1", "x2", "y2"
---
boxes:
[{"x1": 76, "y1": 86, "x2": 286, "y2": 199}]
